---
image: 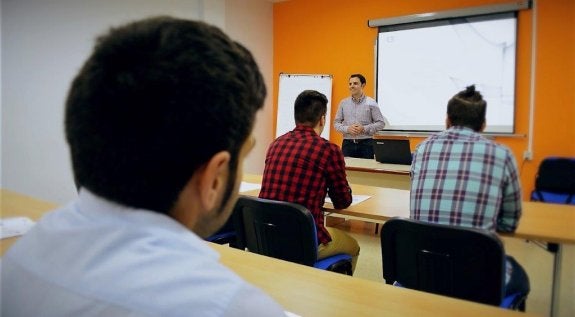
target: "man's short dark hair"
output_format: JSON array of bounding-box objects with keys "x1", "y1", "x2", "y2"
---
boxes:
[
  {"x1": 294, "y1": 90, "x2": 328, "y2": 126},
  {"x1": 447, "y1": 85, "x2": 486, "y2": 131},
  {"x1": 65, "y1": 16, "x2": 266, "y2": 213},
  {"x1": 350, "y1": 74, "x2": 366, "y2": 85}
]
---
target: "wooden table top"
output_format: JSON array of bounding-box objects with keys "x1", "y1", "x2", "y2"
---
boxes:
[
  {"x1": 506, "y1": 201, "x2": 575, "y2": 244},
  {"x1": 240, "y1": 176, "x2": 575, "y2": 245},
  {"x1": 213, "y1": 243, "x2": 535, "y2": 317},
  {"x1": 1, "y1": 188, "x2": 537, "y2": 317},
  {"x1": 1, "y1": 188, "x2": 58, "y2": 254}
]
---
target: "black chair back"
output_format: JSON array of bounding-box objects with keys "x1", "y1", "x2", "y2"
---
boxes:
[
  {"x1": 531, "y1": 157, "x2": 575, "y2": 204},
  {"x1": 234, "y1": 196, "x2": 318, "y2": 266},
  {"x1": 381, "y1": 218, "x2": 505, "y2": 306}
]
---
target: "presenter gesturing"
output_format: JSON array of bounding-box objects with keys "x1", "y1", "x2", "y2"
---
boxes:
[{"x1": 334, "y1": 73, "x2": 385, "y2": 159}]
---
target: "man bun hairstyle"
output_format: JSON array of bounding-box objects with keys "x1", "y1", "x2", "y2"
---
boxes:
[{"x1": 447, "y1": 85, "x2": 487, "y2": 132}]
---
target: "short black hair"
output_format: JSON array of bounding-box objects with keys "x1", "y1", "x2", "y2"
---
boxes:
[
  {"x1": 294, "y1": 90, "x2": 328, "y2": 126},
  {"x1": 350, "y1": 73, "x2": 366, "y2": 85},
  {"x1": 447, "y1": 85, "x2": 486, "y2": 131},
  {"x1": 65, "y1": 16, "x2": 266, "y2": 213}
]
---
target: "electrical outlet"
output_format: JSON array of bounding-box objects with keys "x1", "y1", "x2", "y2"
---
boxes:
[{"x1": 523, "y1": 151, "x2": 533, "y2": 161}]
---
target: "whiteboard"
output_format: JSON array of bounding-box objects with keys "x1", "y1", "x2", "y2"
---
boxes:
[{"x1": 276, "y1": 74, "x2": 333, "y2": 139}]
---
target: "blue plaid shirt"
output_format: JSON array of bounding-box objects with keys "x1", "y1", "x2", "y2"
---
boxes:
[{"x1": 410, "y1": 126, "x2": 522, "y2": 232}]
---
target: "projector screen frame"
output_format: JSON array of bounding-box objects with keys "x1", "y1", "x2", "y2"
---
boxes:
[{"x1": 369, "y1": 1, "x2": 531, "y2": 136}]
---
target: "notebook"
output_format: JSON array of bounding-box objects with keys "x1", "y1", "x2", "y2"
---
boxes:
[{"x1": 373, "y1": 139, "x2": 412, "y2": 165}]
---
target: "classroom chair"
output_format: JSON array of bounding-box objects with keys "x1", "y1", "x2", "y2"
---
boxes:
[
  {"x1": 380, "y1": 217, "x2": 527, "y2": 310},
  {"x1": 205, "y1": 205, "x2": 244, "y2": 249},
  {"x1": 234, "y1": 196, "x2": 353, "y2": 275},
  {"x1": 530, "y1": 157, "x2": 575, "y2": 204}
]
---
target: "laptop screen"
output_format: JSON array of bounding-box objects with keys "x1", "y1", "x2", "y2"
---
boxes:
[{"x1": 373, "y1": 139, "x2": 412, "y2": 165}]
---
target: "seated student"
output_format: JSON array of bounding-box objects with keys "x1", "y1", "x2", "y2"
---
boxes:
[
  {"x1": 1, "y1": 17, "x2": 286, "y2": 316},
  {"x1": 410, "y1": 85, "x2": 529, "y2": 297},
  {"x1": 259, "y1": 90, "x2": 360, "y2": 272}
]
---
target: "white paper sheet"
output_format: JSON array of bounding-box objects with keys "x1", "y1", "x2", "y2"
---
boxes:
[
  {"x1": 239, "y1": 182, "x2": 261, "y2": 193},
  {"x1": 324, "y1": 195, "x2": 371, "y2": 207},
  {"x1": 0, "y1": 217, "x2": 36, "y2": 239}
]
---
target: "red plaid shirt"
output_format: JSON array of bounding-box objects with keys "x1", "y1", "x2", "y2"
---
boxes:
[{"x1": 259, "y1": 125, "x2": 352, "y2": 245}]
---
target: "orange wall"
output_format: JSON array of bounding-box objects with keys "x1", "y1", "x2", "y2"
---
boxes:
[{"x1": 273, "y1": 0, "x2": 575, "y2": 199}]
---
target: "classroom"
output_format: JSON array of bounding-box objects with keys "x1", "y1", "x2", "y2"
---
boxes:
[{"x1": 2, "y1": 0, "x2": 574, "y2": 316}]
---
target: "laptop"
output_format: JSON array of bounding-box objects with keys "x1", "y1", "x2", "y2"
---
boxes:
[{"x1": 372, "y1": 138, "x2": 412, "y2": 165}]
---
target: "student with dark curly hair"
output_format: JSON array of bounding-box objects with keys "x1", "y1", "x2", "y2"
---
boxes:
[{"x1": 2, "y1": 16, "x2": 285, "y2": 316}]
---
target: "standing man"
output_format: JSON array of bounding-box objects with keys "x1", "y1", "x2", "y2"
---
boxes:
[
  {"x1": 259, "y1": 90, "x2": 360, "y2": 273},
  {"x1": 334, "y1": 73, "x2": 386, "y2": 159},
  {"x1": 2, "y1": 17, "x2": 286, "y2": 316},
  {"x1": 410, "y1": 85, "x2": 529, "y2": 299}
]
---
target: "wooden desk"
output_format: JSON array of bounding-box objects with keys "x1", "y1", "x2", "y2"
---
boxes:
[
  {"x1": 242, "y1": 174, "x2": 410, "y2": 223},
  {"x1": 344, "y1": 157, "x2": 411, "y2": 190},
  {"x1": 242, "y1": 179, "x2": 575, "y2": 244},
  {"x1": 326, "y1": 183, "x2": 410, "y2": 222},
  {"x1": 322, "y1": 186, "x2": 574, "y2": 317},
  {"x1": 1, "y1": 188, "x2": 534, "y2": 317},
  {"x1": 321, "y1": 184, "x2": 574, "y2": 317},
  {"x1": 213, "y1": 243, "x2": 535, "y2": 317},
  {"x1": 505, "y1": 202, "x2": 575, "y2": 317},
  {"x1": 505, "y1": 202, "x2": 575, "y2": 244},
  {"x1": 240, "y1": 179, "x2": 574, "y2": 317},
  {"x1": 1, "y1": 189, "x2": 57, "y2": 254}
]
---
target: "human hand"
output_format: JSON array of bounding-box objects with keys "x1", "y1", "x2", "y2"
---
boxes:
[{"x1": 348, "y1": 123, "x2": 363, "y2": 135}]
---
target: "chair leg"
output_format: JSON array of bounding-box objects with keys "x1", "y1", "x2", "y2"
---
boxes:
[
  {"x1": 519, "y1": 299, "x2": 526, "y2": 312},
  {"x1": 229, "y1": 240, "x2": 243, "y2": 250},
  {"x1": 508, "y1": 293, "x2": 527, "y2": 311}
]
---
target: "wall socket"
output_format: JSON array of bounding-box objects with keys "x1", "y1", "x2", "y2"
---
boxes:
[{"x1": 523, "y1": 151, "x2": 533, "y2": 161}]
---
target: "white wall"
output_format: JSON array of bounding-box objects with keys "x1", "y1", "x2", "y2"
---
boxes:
[
  {"x1": 0, "y1": 1, "x2": 3, "y2": 187},
  {"x1": 225, "y1": 0, "x2": 274, "y2": 175},
  {"x1": 1, "y1": 0, "x2": 273, "y2": 203}
]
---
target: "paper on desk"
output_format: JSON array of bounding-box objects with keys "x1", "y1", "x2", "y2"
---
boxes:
[
  {"x1": 324, "y1": 195, "x2": 371, "y2": 207},
  {"x1": 0, "y1": 217, "x2": 36, "y2": 239},
  {"x1": 239, "y1": 182, "x2": 261, "y2": 193},
  {"x1": 284, "y1": 311, "x2": 301, "y2": 317}
]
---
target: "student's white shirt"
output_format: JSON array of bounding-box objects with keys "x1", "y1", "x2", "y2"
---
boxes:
[{"x1": 1, "y1": 189, "x2": 286, "y2": 317}]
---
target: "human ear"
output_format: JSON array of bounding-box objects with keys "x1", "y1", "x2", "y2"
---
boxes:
[{"x1": 198, "y1": 151, "x2": 231, "y2": 211}]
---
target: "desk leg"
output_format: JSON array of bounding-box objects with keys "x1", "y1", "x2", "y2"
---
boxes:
[{"x1": 550, "y1": 243, "x2": 562, "y2": 317}]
